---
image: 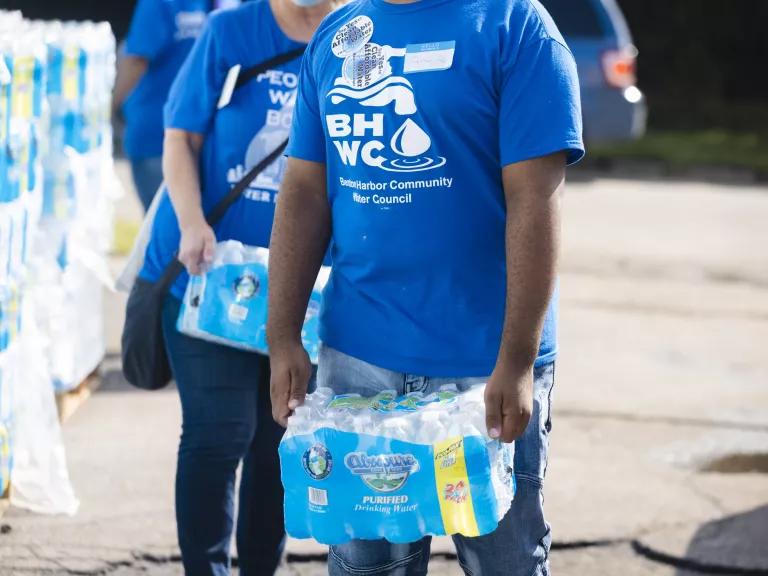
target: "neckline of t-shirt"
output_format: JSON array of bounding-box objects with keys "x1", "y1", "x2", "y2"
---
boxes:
[
  {"x1": 263, "y1": 0, "x2": 308, "y2": 48},
  {"x1": 367, "y1": 0, "x2": 458, "y2": 14}
]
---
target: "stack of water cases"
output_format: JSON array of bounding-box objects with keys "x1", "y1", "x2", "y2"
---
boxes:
[
  {"x1": 0, "y1": 9, "x2": 117, "y2": 506},
  {"x1": 0, "y1": 9, "x2": 35, "y2": 497},
  {"x1": 32, "y1": 17, "x2": 116, "y2": 392}
]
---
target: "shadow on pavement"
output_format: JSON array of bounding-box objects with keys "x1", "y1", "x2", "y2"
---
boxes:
[
  {"x1": 97, "y1": 363, "x2": 178, "y2": 394},
  {"x1": 680, "y1": 505, "x2": 768, "y2": 575},
  {"x1": 635, "y1": 505, "x2": 768, "y2": 575}
]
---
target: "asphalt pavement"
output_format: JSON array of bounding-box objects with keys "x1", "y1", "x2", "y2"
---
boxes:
[{"x1": 0, "y1": 167, "x2": 766, "y2": 575}]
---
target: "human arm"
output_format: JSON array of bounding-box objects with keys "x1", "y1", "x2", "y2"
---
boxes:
[
  {"x1": 486, "y1": 14, "x2": 584, "y2": 441},
  {"x1": 161, "y1": 14, "x2": 228, "y2": 275},
  {"x1": 114, "y1": 0, "x2": 174, "y2": 115},
  {"x1": 484, "y1": 153, "x2": 565, "y2": 443},
  {"x1": 267, "y1": 158, "x2": 332, "y2": 427},
  {"x1": 112, "y1": 54, "x2": 148, "y2": 116},
  {"x1": 162, "y1": 128, "x2": 214, "y2": 275}
]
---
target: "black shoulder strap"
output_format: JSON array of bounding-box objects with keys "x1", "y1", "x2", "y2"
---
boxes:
[
  {"x1": 205, "y1": 137, "x2": 288, "y2": 227},
  {"x1": 156, "y1": 137, "x2": 289, "y2": 292},
  {"x1": 156, "y1": 47, "x2": 304, "y2": 291},
  {"x1": 235, "y1": 46, "x2": 306, "y2": 91},
  {"x1": 206, "y1": 45, "x2": 305, "y2": 225}
]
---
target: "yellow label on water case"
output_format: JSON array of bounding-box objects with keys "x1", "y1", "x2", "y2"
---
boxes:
[
  {"x1": 63, "y1": 48, "x2": 81, "y2": 102},
  {"x1": 433, "y1": 436, "x2": 479, "y2": 536},
  {"x1": 11, "y1": 56, "x2": 35, "y2": 120}
]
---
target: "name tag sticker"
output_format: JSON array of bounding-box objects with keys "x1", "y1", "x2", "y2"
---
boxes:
[
  {"x1": 403, "y1": 41, "x2": 456, "y2": 74},
  {"x1": 217, "y1": 64, "x2": 242, "y2": 109}
]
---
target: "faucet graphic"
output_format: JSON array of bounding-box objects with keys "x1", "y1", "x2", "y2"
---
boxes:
[
  {"x1": 328, "y1": 45, "x2": 417, "y2": 116},
  {"x1": 326, "y1": 38, "x2": 447, "y2": 173}
]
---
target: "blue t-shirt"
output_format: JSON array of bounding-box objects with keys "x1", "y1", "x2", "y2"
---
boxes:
[
  {"x1": 288, "y1": 0, "x2": 584, "y2": 377},
  {"x1": 122, "y1": 0, "x2": 224, "y2": 160},
  {"x1": 140, "y1": 0, "x2": 305, "y2": 298}
]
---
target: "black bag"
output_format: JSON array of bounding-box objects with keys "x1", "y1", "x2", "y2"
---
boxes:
[{"x1": 121, "y1": 48, "x2": 304, "y2": 391}]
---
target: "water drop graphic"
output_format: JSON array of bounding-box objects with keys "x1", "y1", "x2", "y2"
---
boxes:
[{"x1": 391, "y1": 119, "x2": 431, "y2": 157}]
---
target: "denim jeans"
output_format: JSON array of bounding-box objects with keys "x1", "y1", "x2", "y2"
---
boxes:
[
  {"x1": 161, "y1": 296, "x2": 286, "y2": 576},
  {"x1": 130, "y1": 156, "x2": 164, "y2": 212},
  {"x1": 317, "y1": 345, "x2": 555, "y2": 576}
]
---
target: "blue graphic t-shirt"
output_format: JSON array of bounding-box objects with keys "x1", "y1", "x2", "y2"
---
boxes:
[
  {"x1": 288, "y1": 0, "x2": 584, "y2": 377},
  {"x1": 140, "y1": 0, "x2": 305, "y2": 298},
  {"x1": 122, "y1": 0, "x2": 232, "y2": 159}
]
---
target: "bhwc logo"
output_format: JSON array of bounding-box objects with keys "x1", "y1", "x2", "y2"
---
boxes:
[{"x1": 344, "y1": 452, "x2": 420, "y2": 492}]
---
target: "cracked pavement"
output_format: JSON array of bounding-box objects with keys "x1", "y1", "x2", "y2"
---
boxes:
[{"x1": 1, "y1": 170, "x2": 767, "y2": 575}]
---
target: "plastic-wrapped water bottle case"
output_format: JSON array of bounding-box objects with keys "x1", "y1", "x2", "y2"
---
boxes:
[
  {"x1": 177, "y1": 240, "x2": 329, "y2": 363},
  {"x1": 0, "y1": 9, "x2": 116, "y2": 514},
  {"x1": 280, "y1": 385, "x2": 515, "y2": 545}
]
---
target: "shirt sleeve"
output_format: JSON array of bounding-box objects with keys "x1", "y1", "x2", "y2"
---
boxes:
[
  {"x1": 124, "y1": 0, "x2": 175, "y2": 60},
  {"x1": 286, "y1": 42, "x2": 327, "y2": 164},
  {"x1": 499, "y1": 38, "x2": 585, "y2": 167},
  {"x1": 163, "y1": 16, "x2": 225, "y2": 135}
]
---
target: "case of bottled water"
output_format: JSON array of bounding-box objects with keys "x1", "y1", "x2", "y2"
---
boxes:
[
  {"x1": 178, "y1": 240, "x2": 329, "y2": 363},
  {"x1": 0, "y1": 343, "x2": 15, "y2": 498},
  {"x1": 0, "y1": 9, "x2": 115, "y2": 513},
  {"x1": 280, "y1": 385, "x2": 515, "y2": 545}
]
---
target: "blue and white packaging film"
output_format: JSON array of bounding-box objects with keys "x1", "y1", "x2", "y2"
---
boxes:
[
  {"x1": 280, "y1": 386, "x2": 515, "y2": 545},
  {"x1": 0, "y1": 347, "x2": 13, "y2": 496},
  {"x1": 0, "y1": 419, "x2": 10, "y2": 496},
  {"x1": 0, "y1": 280, "x2": 21, "y2": 353},
  {"x1": 178, "y1": 241, "x2": 329, "y2": 362}
]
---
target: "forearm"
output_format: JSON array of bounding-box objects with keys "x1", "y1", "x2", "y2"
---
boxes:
[
  {"x1": 112, "y1": 55, "x2": 148, "y2": 114},
  {"x1": 497, "y1": 155, "x2": 564, "y2": 371},
  {"x1": 267, "y1": 160, "x2": 331, "y2": 350},
  {"x1": 163, "y1": 129, "x2": 205, "y2": 229}
]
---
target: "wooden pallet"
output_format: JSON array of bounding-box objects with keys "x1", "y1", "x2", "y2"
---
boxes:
[
  {"x1": 55, "y1": 369, "x2": 102, "y2": 425},
  {"x1": 0, "y1": 485, "x2": 9, "y2": 521}
]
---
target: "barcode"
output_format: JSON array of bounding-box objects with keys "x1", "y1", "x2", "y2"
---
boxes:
[
  {"x1": 309, "y1": 487, "x2": 328, "y2": 506},
  {"x1": 228, "y1": 303, "x2": 249, "y2": 323}
]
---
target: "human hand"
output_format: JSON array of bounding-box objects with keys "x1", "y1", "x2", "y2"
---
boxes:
[
  {"x1": 270, "y1": 342, "x2": 312, "y2": 427},
  {"x1": 484, "y1": 363, "x2": 534, "y2": 443},
  {"x1": 178, "y1": 219, "x2": 216, "y2": 276}
]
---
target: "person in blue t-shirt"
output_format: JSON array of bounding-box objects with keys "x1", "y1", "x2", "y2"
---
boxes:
[
  {"x1": 268, "y1": 0, "x2": 584, "y2": 573},
  {"x1": 114, "y1": 0, "x2": 238, "y2": 211},
  {"x1": 136, "y1": 0, "x2": 335, "y2": 573}
]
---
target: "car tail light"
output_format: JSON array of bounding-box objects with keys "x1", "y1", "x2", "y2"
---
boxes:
[{"x1": 602, "y1": 46, "x2": 638, "y2": 89}]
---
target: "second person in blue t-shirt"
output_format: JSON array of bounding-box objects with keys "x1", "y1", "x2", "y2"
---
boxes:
[{"x1": 137, "y1": 0, "x2": 337, "y2": 574}]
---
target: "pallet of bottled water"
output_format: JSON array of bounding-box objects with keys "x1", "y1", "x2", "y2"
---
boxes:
[
  {"x1": 280, "y1": 385, "x2": 515, "y2": 545},
  {"x1": 178, "y1": 240, "x2": 328, "y2": 363}
]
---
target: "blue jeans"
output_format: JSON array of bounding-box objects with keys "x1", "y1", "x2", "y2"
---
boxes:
[
  {"x1": 317, "y1": 345, "x2": 555, "y2": 576},
  {"x1": 130, "y1": 156, "x2": 164, "y2": 212},
  {"x1": 161, "y1": 296, "x2": 286, "y2": 576}
]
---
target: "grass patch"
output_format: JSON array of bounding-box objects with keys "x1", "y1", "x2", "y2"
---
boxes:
[{"x1": 589, "y1": 130, "x2": 768, "y2": 173}]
